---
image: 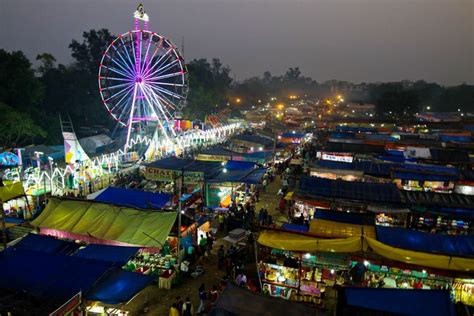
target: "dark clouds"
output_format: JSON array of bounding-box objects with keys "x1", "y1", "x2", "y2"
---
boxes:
[{"x1": 0, "y1": 0, "x2": 472, "y2": 85}]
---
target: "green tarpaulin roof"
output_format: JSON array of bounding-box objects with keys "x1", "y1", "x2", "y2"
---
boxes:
[{"x1": 31, "y1": 198, "x2": 177, "y2": 247}]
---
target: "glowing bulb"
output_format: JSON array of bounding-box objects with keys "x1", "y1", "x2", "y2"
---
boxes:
[{"x1": 363, "y1": 260, "x2": 369, "y2": 267}]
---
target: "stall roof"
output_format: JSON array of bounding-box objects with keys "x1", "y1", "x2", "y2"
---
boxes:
[
  {"x1": 144, "y1": 157, "x2": 223, "y2": 179},
  {"x1": 0, "y1": 249, "x2": 153, "y2": 304},
  {"x1": 87, "y1": 269, "x2": 154, "y2": 304},
  {"x1": 430, "y1": 148, "x2": 470, "y2": 163},
  {"x1": 73, "y1": 244, "x2": 140, "y2": 266},
  {"x1": 93, "y1": 187, "x2": 172, "y2": 210},
  {"x1": 376, "y1": 226, "x2": 474, "y2": 257},
  {"x1": 281, "y1": 132, "x2": 305, "y2": 138},
  {"x1": 401, "y1": 190, "x2": 474, "y2": 209},
  {"x1": 9, "y1": 233, "x2": 80, "y2": 256},
  {"x1": 393, "y1": 170, "x2": 459, "y2": 181},
  {"x1": 31, "y1": 198, "x2": 177, "y2": 247},
  {"x1": 299, "y1": 176, "x2": 401, "y2": 203},
  {"x1": 340, "y1": 288, "x2": 455, "y2": 316},
  {"x1": 232, "y1": 134, "x2": 274, "y2": 147},
  {"x1": 0, "y1": 249, "x2": 112, "y2": 301},
  {"x1": 240, "y1": 168, "x2": 267, "y2": 184},
  {"x1": 209, "y1": 284, "x2": 326, "y2": 316}
]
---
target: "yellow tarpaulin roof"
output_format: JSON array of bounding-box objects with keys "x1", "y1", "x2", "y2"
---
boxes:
[
  {"x1": 31, "y1": 198, "x2": 177, "y2": 247},
  {"x1": 257, "y1": 230, "x2": 474, "y2": 272},
  {"x1": 257, "y1": 230, "x2": 363, "y2": 253},
  {"x1": 309, "y1": 219, "x2": 376, "y2": 239},
  {"x1": 365, "y1": 237, "x2": 474, "y2": 272},
  {"x1": 0, "y1": 182, "x2": 25, "y2": 202}
]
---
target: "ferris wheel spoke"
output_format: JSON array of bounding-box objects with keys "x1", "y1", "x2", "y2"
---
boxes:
[
  {"x1": 140, "y1": 85, "x2": 171, "y2": 138},
  {"x1": 146, "y1": 84, "x2": 179, "y2": 109},
  {"x1": 111, "y1": 44, "x2": 135, "y2": 77},
  {"x1": 143, "y1": 47, "x2": 173, "y2": 79},
  {"x1": 107, "y1": 55, "x2": 135, "y2": 79},
  {"x1": 150, "y1": 82, "x2": 185, "y2": 87},
  {"x1": 106, "y1": 82, "x2": 134, "y2": 91},
  {"x1": 141, "y1": 37, "x2": 153, "y2": 77},
  {"x1": 144, "y1": 37, "x2": 164, "y2": 75},
  {"x1": 130, "y1": 32, "x2": 138, "y2": 74},
  {"x1": 120, "y1": 37, "x2": 136, "y2": 72},
  {"x1": 147, "y1": 82, "x2": 184, "y2": 100},
  {"x1": 149, "y1": 71, "x2": 184, "y2": 82},
  {"x1": 103, "y1": 76, "x2": 134, "y2": 82},
  {"x1": 101, "y1": 64, "x2": 132, "y2": 79},
  {"x1": 106, "y1": 83, "x2": 134, "y2": 102},
  {"x1": 145, "y1": 57, "x2": 179, "y2": 80}
]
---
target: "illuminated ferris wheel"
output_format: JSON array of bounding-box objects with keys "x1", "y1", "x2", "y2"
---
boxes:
[{"x1": 98, "y1": 4, "x2": 188, "y2": 147}]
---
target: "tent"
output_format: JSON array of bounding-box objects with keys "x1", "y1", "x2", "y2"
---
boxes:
[
  {"x1": 74, "y1": 244, "x2": 139, "y2": 265},
  {"x1": 31, "y1": 198, "x2": 177, "y2": 247},
  {"x1": 0, "y1": 249, "x2": 153, "y2": 305},
  {"x1": 9, "y1": 233, "x2": 79, "y2": 255},
  {"x1": 209, "y1": 284, "x2": 325, "y2": 316},
  {"x1": 258, "y1": 230, "x2": 363, "y2": 253},
  {"x1": 93, "y1": 187, "x2": 172, "y2": 209},
  {"x1": 376, "y1": 226, "x2": 474, "y2": 257},
  {"x1": 309, "y1": 219, "x2": 376, "y2": 239},
  {"x1": 339, "y1": 287, "x2": 455, "y2": 316},
  {"x1": 281, "y1": 223, "x2": 309, "y2": 233},
  {"x1": 0, "y1": 182, "x2": 25, "y2": 202}
]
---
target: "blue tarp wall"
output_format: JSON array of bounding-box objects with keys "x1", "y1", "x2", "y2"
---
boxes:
[
  {"x1": 314, "y1": 209, "x2": 374, "y2": 226},
  {"x1": 376, "y1": 226, "x2": 474, "y2": 257},
  {"x1": 94, "y1": 187, "x2": 172, "y2": 209},
  {"x1": 299, "y1": 176, "x2": 401, "y2": 203},
  {"x1": 281, "y1": 223, "x2": 309, "y2": 232},
  {"x1": 342, "y1": 288, "x2": 455, "y2": 316}
]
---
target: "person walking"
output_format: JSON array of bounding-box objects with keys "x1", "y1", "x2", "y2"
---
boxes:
[
  {"x1": 169, "y1": 303, "x2": 180, "y2": 316},
  {"x1": 182, "y1": 297, "x2": 194, "y2": 316},
  {"x1": 197, "y1": 283, "x2": 207, "y2": 315},
  {"x1": 217, "y1": 245, "x2": 225, "y2": 269}
]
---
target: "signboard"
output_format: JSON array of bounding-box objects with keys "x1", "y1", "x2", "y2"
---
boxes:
[
  {"x1": 196, "y1": 154, "x2": 229, "y2": 162},
  {"x1": 145, "y1": 167, "x2": 204, "y2": 184},
  {"x1": 317, "y1": 152, "x2": 353, "y2": 163},
  {"x1": 50, "y1": 291, "x2": 81, "y2": 316}
]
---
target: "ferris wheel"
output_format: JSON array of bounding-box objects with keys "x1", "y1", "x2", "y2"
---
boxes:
[{"x1": 98, "y1": 4, "x2": 188, "y2": 148}]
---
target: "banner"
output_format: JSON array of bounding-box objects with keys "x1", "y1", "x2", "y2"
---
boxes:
[{"x1": 145, "y1": 167, "x2": 204, "y2": 184}]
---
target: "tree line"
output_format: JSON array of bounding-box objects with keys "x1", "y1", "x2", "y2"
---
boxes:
[{"x1": 0, "y1": 28, "x2": 473, "y2": 148}]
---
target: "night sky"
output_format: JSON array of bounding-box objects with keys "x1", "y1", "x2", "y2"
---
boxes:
[{"x1": 0, "y1": 0, "x2": 472, "y2": 85}]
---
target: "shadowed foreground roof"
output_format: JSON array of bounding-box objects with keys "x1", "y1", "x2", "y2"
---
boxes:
[{"x1": 209, "y1": 284, "x2": 326, "y2": 316}]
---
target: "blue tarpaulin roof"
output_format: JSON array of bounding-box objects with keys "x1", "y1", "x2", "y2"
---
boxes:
[
  {"x1": 0, "y1": 249, "x2": 112, "y2": 300},
  {"x1": 240, "y1": 168, "x2": 267, "y2": 184},
  {"x1": 342, "y1": 288, "x2": 455, "y2": 316},
  {"x1": 94, "y1": 187, "x2": 172, "y2": 209},
  {"x1": 74, "y1": 244, "x2": 139, "y2": 265},
  {"x1": 376, "y1": 226, "x2": 474, "y2": 257},
  {"x1": 393, "y1": 170, "x2": 459, "y2": 181},
  {"x1": 299, "y1": 176, "x2": 401, "y2": 203},
  {"x1": 0, "y1": 249, "x2": 152, "y2": 304},
  {"x1": 10, "y1": 233, "x2": 79, "y2": 255},
  {"x1": 233, "y1": 134, "x2": 274, "y2": 147},
  {"x1": 87, "y1": 269, "x2": 154, "y2": 304},
  {"x1": 314, "y1": 210, "x2": 374, "y2": 226},
  {"x1": 281, "y1": 132, "x2": 305, "y2": 138},
  {"x1": 281, "y1": 223, "x2": 309, "y2": 232},
  {"x1": 225, "y1": 160, "x2": 256, "y2": 170},
  {"x1": 335, "y1": 126, "x2": 376, "y2": 133}
]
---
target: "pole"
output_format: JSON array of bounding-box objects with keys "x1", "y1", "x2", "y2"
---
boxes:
[
  {"x1": 177, "y1": 167, "x2": 184, "y2": 267},
  {"x1": 0, "y1": 199, "x2": 7, "y2": 249}
]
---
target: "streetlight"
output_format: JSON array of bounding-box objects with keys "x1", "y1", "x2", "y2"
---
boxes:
[{"x1": 426, "y1": 106, "x2": 431, "y2": 111}]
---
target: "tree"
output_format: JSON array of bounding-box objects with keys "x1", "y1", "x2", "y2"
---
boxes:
[
  {"x1": 0, "y1": 103, "x2": 46, "y2": 148},
  {"x1": 36, "y1": 53, "x2": 56, "y2": 75},
  {"x1": 375, "y1": 89, "x2": 420, "y2": 118},
  {"x1": 0, "y1": 49, "x2": 43, "y2": 111},
  {"x1": 185, "y1": 58, "x2": 233, "y2": 119}
]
